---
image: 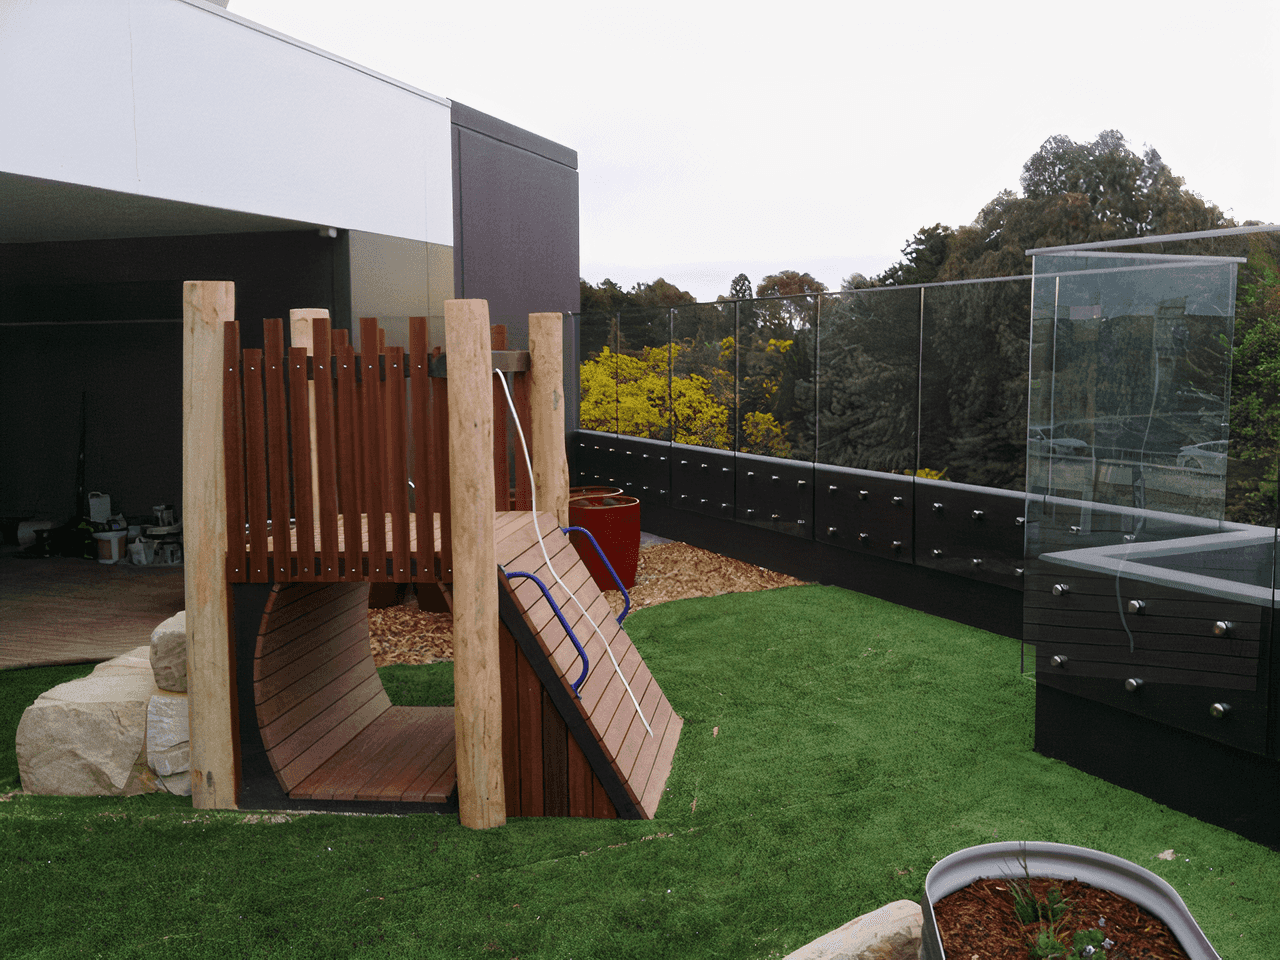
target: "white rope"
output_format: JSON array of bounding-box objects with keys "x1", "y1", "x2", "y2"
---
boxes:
[{"x1": 494, "y1": 369, "x2": 653, "y2": 736}]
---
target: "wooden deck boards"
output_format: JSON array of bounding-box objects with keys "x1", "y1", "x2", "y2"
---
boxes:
[{"x1": 290, "y1": 706, "x2": 456, "y2": 803}]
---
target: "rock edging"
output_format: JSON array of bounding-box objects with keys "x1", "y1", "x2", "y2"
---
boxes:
[
  {"x1": 781, "y1": 900, "x2": 922, "y2": 960},
  {"x1": 16, "y1": 611, "x2": 193, "y2": 798}
]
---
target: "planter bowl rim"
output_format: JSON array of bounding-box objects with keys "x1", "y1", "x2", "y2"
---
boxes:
[{"x1": 921, "y1": 841, "x2": 1219, "y2": 960}]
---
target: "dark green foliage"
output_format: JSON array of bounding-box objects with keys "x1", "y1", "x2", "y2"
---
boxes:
[
  {"x1": 869, "y1": 131, "x2": 1231, "y2": 287},
  {"x1": 728, "y1": 273, "x2": 753, "y2": 301},
  {"x1": 869, "y1": 224, "x2": 955, "y2": 287}
]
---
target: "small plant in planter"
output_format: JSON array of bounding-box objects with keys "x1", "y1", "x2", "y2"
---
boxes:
[
  {"x1": 919, "y1": 842, "x2": 1215, "y2": 960},
  {"x1": 1007, "y1": 876, "x2": 1113, "y2": 959}
]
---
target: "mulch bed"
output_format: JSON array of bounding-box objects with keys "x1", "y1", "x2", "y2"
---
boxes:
[
  {"x1": 368, "y1": 541, "x2": 806, "y2": 667},
  {"x1": 933, "y1": 876, "x2": 1192, "y2": 960}
]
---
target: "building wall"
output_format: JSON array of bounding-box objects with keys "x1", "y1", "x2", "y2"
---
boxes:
[
  {"x1": 451, "y1": 102, "x2": 580, "y2": 426},
  {"x1": 0, "y1": 4, "x2": 581, "y2": 525},
  {"x1": 0, "y1": 0, "x2": 453, "y2": 246}
]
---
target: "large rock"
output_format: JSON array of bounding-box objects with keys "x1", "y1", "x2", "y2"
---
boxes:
[
  {"x1": 149, "y1": 611, "x2": 187, "y2": 692},
  {"x1": 782, "y1": 899, "x2": 922, "y2": 960},
  {"x1": 16, "y1": 647, "x2": 193, "y2": 797},
  {"x1": 16, "y1": 647, "x2": 160, "y2": 796},
  {"x1": 146, "y1": 694, "x2": 191, "y2": 796}
]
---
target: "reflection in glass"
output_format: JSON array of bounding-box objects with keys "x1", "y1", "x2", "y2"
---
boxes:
[
  {"x1": 1025, "y1": 249, "x2": 1270, "y2": 603},
  {"x1": 917, "y1": 278, "x2": 1031, "y2": 490},
  {"x1": 739, "y1": 294, "x2": 816, "y2": 461},
  {"x1": 578, "y1": 311, "x2": 619, "y2": 434},
  {"x1": 671, "y1": 302, "x2": 735, "y2": 450},
  {"x1": 1032, "y1": 253, "x2": 1235, "y2": 519},
  {"x1": 815, "y1": 287, "x2": 920, "y2": 474}
]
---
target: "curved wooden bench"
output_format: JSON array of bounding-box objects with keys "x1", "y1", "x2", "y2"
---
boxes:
[{"x1": 252, "y1": 581, "x2": 456, "y2": 803}]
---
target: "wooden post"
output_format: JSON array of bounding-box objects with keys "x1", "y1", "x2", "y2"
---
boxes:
[
  {"x1": 528, "y1": 312, "x2": 571, "y2": 525},
  {"x1": 183, "y1": 281, "x2": 238, "y2": 810},
  {"x1": 445, "y1": 299, "x2": 506, "y2": 828},
  {"x1": 289, "y1": 309, "x2": 327, "y2": 526}
]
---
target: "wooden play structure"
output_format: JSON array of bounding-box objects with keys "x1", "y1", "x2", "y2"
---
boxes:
[{"x1": 182, "y1": 283, "x2": 682, "y2": 827}]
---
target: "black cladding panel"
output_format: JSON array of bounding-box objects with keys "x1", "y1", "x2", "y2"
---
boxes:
[
  {"x1": 913, "y1": 477, "x2": 1027, "y2": 587},
  {"x1": 813, "y1": 465, "x2": 913, "y2": 562},
  {"x1": 572, "y1": 432, "x2": 670, "y2": 506},
  {"x1": 671, "y1": 444, "x2": 735, "y2": 519},
  {"x1": 733, "y1": 453, "x2": 814, "y2": 538}
]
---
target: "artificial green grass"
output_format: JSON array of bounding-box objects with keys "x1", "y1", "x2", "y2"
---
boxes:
[{"x1": 1, "y1": 585, "x2": 1276, "y2": 959}]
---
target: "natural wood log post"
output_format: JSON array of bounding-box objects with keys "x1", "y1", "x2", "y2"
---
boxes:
[
  {"x1": 528, "y1": 312, "x2": 571, "y2": 525},
  {"x1": 445, "y1": 299, "x2": 506, "y2": 828},
  {"x1": 183, "y1": 281, "x2": 238, "y2": 810},
  {"x1": 289, "y1": 309, "x2": 328, "y2": 526}
]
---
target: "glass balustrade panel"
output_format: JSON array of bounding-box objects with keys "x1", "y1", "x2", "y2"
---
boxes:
[{"x1": 814, "y1": 286, "x2": 921, "y2": 474}]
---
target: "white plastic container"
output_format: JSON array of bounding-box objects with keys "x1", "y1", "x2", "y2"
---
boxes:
[
  {"x1": 93, "y1": 530, "x2": 127, "y2": 564},
  {"x1": 88, "y1": 492, "x2": 111, "y2": 523}
]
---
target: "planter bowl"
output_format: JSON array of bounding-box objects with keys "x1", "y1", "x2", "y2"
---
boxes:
[{"x1": 919, "y1": 842, "x2": 1220, "y2": 960}]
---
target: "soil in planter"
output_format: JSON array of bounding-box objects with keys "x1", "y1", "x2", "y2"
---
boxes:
[{"x1": 933, "y1": 877, "x2": 1192, "y2": 960}]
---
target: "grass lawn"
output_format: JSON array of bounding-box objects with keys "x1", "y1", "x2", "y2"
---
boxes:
[{"x1": 1, "y1": 584, "x2": 1276, "y2": 959}]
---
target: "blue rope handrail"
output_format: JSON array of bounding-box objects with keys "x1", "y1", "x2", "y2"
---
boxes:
[{"x1": 502, "y1": 569, "x2": 590, "y2": 697}]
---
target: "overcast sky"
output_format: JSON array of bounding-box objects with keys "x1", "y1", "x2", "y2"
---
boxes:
[{"x1": 233, "y1": 0, "x2": 1279, "y2": 303}]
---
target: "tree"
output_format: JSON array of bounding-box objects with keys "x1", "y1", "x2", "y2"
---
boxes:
[
  {"x1": 885, "y1": 131, "x2": 1236, "y2": 283},
  {"x1": 578, "y1": 345, "x2": 730, "y2": 449},
  {"x1": 729, "y1": 273, "x2": 753, "y2": 301},
  {"x1": 755, "y1": 270, "x2": 828, "y2": 300},
  {"x1": 578, "y1": 276, "x2": 697, "y2": 352},
  {"x1": 871, "y1": 224, "x2": 955, "y2": 286}
]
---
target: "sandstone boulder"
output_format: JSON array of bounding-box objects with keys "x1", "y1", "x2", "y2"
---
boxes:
[
  {"x1": 16, "y1": 647, "x2": 194, "y2": 797},
  {"x1": 16, "y1": 647, "x2": 160, "y2": 796},
  {"x1": 782, "y1": 899, "x2": 922, "y2": 960},
  {"x1": 149, "y1": 611, "x2": 187, "y2": 692},
  {"x1": 146, "y1": 694, "x2": 191, "y2": 790}
]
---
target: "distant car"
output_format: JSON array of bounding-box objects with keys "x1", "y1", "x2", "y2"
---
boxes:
[
  {"x1": 1028, "y1": 427, "x2": 1090, "y2": 457},
  {"x1": 1176, "y1": 440, "x2": 1228, "y2": 473}
]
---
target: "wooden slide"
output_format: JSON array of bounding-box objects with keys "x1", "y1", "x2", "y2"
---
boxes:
[{"x1": 495, "y1": 511, "x2": 683, "y2": 820}]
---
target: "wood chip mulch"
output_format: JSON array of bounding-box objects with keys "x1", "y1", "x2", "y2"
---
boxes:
[{"x1": 367, "y1": 541, "x2": 806, "y2": 667}]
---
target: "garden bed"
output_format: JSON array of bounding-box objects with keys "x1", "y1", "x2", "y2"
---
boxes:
[{"x1": 368, "y1": 540, "x2": 806, "y2": 666}]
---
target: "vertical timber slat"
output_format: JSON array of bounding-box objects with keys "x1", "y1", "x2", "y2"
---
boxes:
[
  {"x1": 409, "y1": 318, "x2": 436, "y2": 583},
  {"x1": 288, "y1": 310, "x2": 326, "y2": 536},
  {"x1": 360, "y1": 318, "x2": 387, "y2": 581},
  {"x1": 433, "y1": 362, "x2": 453, "y2": 580},
  {"x1": 499, "y1": 624, "x2": 521, "y2": 815},
  {"x1": 311, "y1": 318, "x2": 340, "y2": 581},
  {"x1": 242, "y1": 351, "x2": 270, "y2": 583},
  {"x1": 490, "y1": 324, "x2": 509, "y2": 511},
  {"x1": 386, "y1": 347, "x2": 411, "y2": 581},
  {"x1": 222, "y1": 322, "x2": 246, "y2": 581},
  {"x1": 528, "y1": 313, "x2": 571, "y2": 525},
  {"x1": 183, "y1": 280, "x2": 238, "y2": 810},
  {"x1": 335, "y1": 342, "x2": 362, "y2": 580},
  {"x1": 512, "y1": 370, "x2": 533, "y2": 511},
  {"x1": 446, "y1": 299, "x2": 506, "y2": 828},
  {"x1": 263, "y1": 319, "x2": 291, "y2": 581},
  {"x1": 288, "y1": 347, "x2": 315, "y2": 579}
]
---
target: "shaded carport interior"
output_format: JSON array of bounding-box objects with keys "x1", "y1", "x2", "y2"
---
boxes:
[{"x1": 1, "y1": 169, "x2": 350, "y2": 537}]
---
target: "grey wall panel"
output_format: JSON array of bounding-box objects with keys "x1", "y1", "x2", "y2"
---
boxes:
[{"x1": 450, "y1": 101, "x2": 579, "y2": 430}]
